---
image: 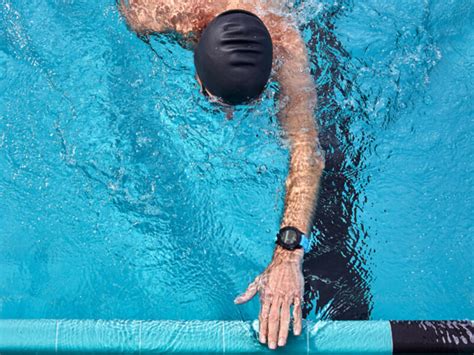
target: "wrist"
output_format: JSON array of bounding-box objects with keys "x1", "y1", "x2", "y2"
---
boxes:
[
  {"x1": 273, "y1": 244, "x2": 304, "y2": 263},
  {"x1": 275, "y1": 224, "x2": 310, "y2": 254},
  {"x1": 280, "y1": 220, "x2": 309, "y2": 236}
]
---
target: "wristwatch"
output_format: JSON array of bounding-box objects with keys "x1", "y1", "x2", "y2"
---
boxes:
[{"x1": 275, "y1": 226, "x2": 310, "y2": 253}]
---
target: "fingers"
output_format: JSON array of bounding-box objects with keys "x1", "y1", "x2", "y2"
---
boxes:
[
  {"x1": 267, "y1": 296, "x2": 282, "y2": 349},
  {"x1": 259, "y1": 294, "x2": 303, "y2": 349},
  {"x1": 234, "y1": 278, "x2": 259, "y2": 304},
  {"x1": 292, "y1": 295, "x2": 303, "y2": 336},
  {"x1": 258, "y1": 300, "x2": 271, "y2": 344},
  {"x1": 278, "y1": 299, "x2": 291, "y2": 347}
]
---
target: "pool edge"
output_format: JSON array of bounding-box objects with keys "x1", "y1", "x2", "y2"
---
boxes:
[{"x1": 0, "y1": 319, "x2": 472, "y2": 353}]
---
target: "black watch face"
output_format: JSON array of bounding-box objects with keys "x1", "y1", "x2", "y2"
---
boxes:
[{"x1": 280, "y1": 229, "x2": 300, "y2": 248}]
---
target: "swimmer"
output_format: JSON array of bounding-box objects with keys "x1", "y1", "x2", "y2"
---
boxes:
[{"x1": 119, "y1": 0, "x2": 325, "y2": 349}]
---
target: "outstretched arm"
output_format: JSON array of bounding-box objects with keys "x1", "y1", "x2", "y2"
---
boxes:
[
  {"x1": 234, "y1": 19, "x2": 324, "y2": 350},
  {"x1": 275, "y1": 22, "x2": 324, "y2": 236}
]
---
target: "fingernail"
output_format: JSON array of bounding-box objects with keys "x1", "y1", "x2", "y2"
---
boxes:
[
  {"x1": 259, "y1": 335, "x2": 266, "y2": 343},
  {"x1": 278, "y1": 338, "x2": 286, "y2": 346},
  {"x1": 269, "y1": 341, "x2": 277, "y2": 349}
]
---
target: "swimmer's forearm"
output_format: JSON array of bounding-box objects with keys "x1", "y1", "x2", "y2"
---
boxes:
[
  {"x1": 280, "y1": 121, "x2": 324, "y2": 235},
  {"x1": 277, "y1": 66, "x2": 323, "y2": 236}
]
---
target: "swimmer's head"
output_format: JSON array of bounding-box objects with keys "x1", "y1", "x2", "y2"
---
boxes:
[{"x1": 194, "y1": 10, "x2": 273, "y2": 106}]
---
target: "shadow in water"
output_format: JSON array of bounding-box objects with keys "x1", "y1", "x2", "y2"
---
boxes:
[{"x1": 302, "y1": 2, "x2": 373, "y2": 320}]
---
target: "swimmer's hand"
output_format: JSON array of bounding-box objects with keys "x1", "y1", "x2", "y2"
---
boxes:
[{"x1": 234, "y1": 245, "x2": 304, "y2": 350}]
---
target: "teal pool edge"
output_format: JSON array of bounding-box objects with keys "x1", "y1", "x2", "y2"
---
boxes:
[
  {"x1": 0, "y1": 320, "x2": 392, "y2": 353},
  {"x1": 1, "y1": 319, "x2": 473, "y2": 353}
]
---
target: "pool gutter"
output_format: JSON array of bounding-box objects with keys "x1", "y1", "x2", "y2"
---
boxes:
[{"x1": 0, "y1": 319, "x2": 472, "y2": 353}]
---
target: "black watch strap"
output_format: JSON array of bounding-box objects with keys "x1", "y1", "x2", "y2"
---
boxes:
[{"x1": 276, "y1": 226, "x2": 308, "y2": 251}]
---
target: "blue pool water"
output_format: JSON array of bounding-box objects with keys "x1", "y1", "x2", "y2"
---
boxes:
[{"x1": 0, "y1": 0, "x2": 472, "y2": 324}]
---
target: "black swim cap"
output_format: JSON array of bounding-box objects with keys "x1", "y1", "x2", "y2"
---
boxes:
[{"x1": 194, "y1": 10, "x2": 273, "y2": 105}]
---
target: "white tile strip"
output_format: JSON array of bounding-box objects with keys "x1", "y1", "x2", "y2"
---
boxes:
[
  {"x1": 54, "y1": 320, "x2": 59, "y2": 353},
  {"x1": 222, "y1": 321, "x2": 226, "y2": 353},
  {"x1": 138, "y1": 320, "x2": 142, "y2": 355}
]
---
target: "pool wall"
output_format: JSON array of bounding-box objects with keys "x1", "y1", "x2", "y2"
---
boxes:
[{"x1": 0, "y1": 320, "x2": 472, "y2": 353}]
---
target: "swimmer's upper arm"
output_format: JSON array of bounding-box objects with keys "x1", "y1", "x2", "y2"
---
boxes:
[
  {"x1": 273, "y1": 20, "x2": 317, "y2": 143},
  {"x1": 271, "y1": 19, "x2": 324, "y2": 234}
]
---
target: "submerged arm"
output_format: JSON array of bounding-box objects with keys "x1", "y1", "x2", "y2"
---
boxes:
[
  {"x1": 235, "y1": 19, "x2": 324, "y2": 351},
  {"x1": 275, "y1": 22, "x2": 324, "y2": 236}
]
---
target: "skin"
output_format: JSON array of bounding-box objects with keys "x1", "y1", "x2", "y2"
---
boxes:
[{"x1": 119, "y1": 0, "x2": 325, "y2": 349}]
